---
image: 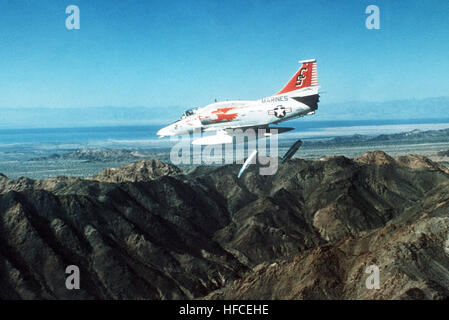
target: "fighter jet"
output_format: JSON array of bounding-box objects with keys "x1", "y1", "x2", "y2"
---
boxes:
[{"x1": 157, "y1": 59, "x2": 320, "y2": 145}]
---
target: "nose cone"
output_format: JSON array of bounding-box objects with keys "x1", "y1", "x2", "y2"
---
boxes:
[{"x1": 157, "y1": 126, "x2": 174, "y2": 137}]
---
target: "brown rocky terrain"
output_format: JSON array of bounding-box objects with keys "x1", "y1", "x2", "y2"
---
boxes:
[
  {"x1": 0, "y1": 151, "x2": 448, "y2": 299},
  {"x1": 438, "y1": 150, "x2": 449, "y2": 157},
  {"x1": 90, "y1": 159, "x2": 182, "y2": 183}
]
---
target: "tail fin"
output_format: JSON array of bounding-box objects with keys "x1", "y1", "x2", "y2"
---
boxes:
[{"x1": 276, "y1": 59, "x2": 318, "y2": 95}]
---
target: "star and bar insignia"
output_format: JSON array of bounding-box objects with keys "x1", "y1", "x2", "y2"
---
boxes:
[{"x1": 268, "y1": 105, "x2": 292, "y2": 118}]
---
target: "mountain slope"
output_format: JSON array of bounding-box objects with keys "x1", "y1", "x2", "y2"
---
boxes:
[{"x1": 0, "y1": 151, "x2": 448, "y2": 299}]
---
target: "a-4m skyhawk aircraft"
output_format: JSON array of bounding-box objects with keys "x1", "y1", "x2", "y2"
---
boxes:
[{"x1": 157, "y1": 59, "x2": 320, "y2": 145}]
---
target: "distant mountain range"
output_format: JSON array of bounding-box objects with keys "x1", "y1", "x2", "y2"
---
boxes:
[
  {"x1": 27, "y1": 128, "x2": 449, "y2": 163},
  {"x1": 1, "y1": 96, "x2": 449, "y2": 128},
  {"x1": 28, "y1": 148, "x2": 152, "y2": 162},
  {"x1": 300, "y1": 127, "x2": 449, "y2": 147},
  {"x1": 316, "y1": 96, "x2": 449, "y2": 121},
  {"x1": 0, "y1": 106, "x2": 186, "y2": 129}
]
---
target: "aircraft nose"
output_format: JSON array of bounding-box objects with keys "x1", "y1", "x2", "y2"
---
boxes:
[{"x1": 157, "y1": 126, "x2": 173, "y2": 137}]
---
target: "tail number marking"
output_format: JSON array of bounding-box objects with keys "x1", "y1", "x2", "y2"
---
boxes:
[{"x1": 296, "y1": 67, "x2": 308, "y2": 87}]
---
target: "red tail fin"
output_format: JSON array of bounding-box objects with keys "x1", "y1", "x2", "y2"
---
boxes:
[{"x1": 276, "y1": 59, "x2": 318, "y2": 95}]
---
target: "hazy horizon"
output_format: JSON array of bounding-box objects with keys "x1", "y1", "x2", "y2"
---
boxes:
[{"x1": 1, "y1": 95, "x2": 449, "y2": 129}]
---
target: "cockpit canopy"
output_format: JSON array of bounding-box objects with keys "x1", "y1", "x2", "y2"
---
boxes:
[{"x1": 180, "y1": 107, "x2": 198, "y2": 119}]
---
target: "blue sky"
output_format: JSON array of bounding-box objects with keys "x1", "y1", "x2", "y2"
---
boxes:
[{"x1": 0, "y1": 0, "x2": 448, "y2": 109}]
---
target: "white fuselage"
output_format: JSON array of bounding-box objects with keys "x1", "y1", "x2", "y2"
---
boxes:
[{"x1": 157, "y1": 86, "x2": 318, "y2": 137}]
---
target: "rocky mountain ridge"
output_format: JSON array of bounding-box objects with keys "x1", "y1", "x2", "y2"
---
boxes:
[{"x1": 0, "y1": 153, "x2": 448, "y2": 299}]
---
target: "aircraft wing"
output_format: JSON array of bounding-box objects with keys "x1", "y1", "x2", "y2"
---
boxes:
[{"x1": 192, "y1": 126, "x2": 294, "y2": 145}]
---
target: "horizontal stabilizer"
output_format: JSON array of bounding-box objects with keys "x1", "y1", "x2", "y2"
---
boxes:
[{"x1": 267, "y1": 127, "x2": 294, "y2": 135}]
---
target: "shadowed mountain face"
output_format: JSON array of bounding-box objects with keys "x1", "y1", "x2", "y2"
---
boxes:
[{"x1": 0, "y1": 154, "x2": 448, "y2": 300}]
